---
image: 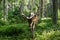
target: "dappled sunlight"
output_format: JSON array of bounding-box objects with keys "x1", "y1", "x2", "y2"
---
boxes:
[
  {"x1": 38, "y1": 22, "x2": 47, "y2": 27},
  {"x1": 35, "y1": 29, "x2": 60, "y2": 40},
  {"x1": 58, "y1": 20, "x2": 60, "y2": 24},
  {"x1": 41, "y1": 30, "x2": 55, "y2": 39},
  {"x1": 34, "y1": 30, "x2": 56, "y2": 40},
  {"x1": 37, "y1": 19, "x2": 52, "y2": 30},
  {"x1": 58, "y1": 9, "x2": 60, "y2": 18},
  {"x1": 41, "y1": 17, "x2": 51, "y2": 20}
]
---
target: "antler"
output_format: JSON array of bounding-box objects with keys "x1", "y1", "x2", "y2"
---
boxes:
[
  {"x1": 21, "y1": 12, "x2": 36, "y2": 19},
  {"x1": 21, "y1": 13, "x2": 30, "y2": 20}
]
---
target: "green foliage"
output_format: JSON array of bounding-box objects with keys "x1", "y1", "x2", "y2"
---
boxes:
[
  {"x1": 8, "y1": 6, "x2": 26, "y2": 24},
  {"x1": 0, "y1": 0, "x2": 60, "y2": 40},
  {"x1": 0, "y1": 23, "x2": 27, "y2": 36},
  {"x1": 34, "y1": 30, "x2": 60, "y2": 40},
  {"x1": 0, "y1": 19, "x2": 9, "y2": 26},
  {"x1": 0, "y1": 13, "x2": 2, "y2": 18},
  {"x1": 0, "y1": 19, "x2": 60, "y2": 40},
  {"x1": 38, "y1": 18, "x2": 52, "y2": 30}
]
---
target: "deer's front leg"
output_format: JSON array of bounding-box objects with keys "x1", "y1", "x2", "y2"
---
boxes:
[{"x1": 29, "y1": 22, "x2": 35, "y2": 38}]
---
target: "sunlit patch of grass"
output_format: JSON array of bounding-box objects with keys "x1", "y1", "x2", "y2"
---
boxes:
[
  {"x1": 38, "y1": 18, "x2": 52, "y2": 30},
  {"x1": 38, "y1": 22, "x2": 47, "y2": 28},
  {"x1": 41, "y1": 17, "x2": 51, "y2": 20},
  {"x1": 58, "y1": 20, "x2": 60, "y2": 24},
  {"x1": 35, "y1": 30, "x2": 60, "y2": 40},
  {"x1": 49, "y1": 30, "x2": 60, "y2": 40},
  {"x1": 58, "y1": 9, "x2": 60, "y2": 18},
  {"x1": 41, "y1": 30, "x2": 55, "y2": 39},
  {"x1": 35, "y1": 30, "x2": 55, "y2": 40}
]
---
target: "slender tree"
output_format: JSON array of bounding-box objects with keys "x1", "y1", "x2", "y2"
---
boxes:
[
  {"x1": 19, "y1": 0, "x2": 24, "y2": 13},
  {"x1": 40, "y1": 0, "x2": 43, "y2": 18},
  {"x1": 2, "y1": 0, "x2": 8, "y2": 21},
  {"x1": 52, "y1": 0, "x2": 58, "y2": 24}
]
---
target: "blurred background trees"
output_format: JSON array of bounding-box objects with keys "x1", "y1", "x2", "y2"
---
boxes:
[{"x1": 0, "y1": 0, "x2": 59, "y2": 25}]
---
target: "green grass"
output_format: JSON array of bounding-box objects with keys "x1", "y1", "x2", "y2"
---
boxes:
[
  {"x1": 0, "y1": 18, "x2": 60, "y2": 40},
  {"x1": 0, "y1": 10, "x2": 60, "y2": 40}
]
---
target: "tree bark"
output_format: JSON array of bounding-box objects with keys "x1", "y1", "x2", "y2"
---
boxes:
[
  {"x1": 52, "y1": 0, "x2": 58, "y2": 24},
  {"x1": 19, "y1": 0, "x2": 24, "y2": 13},
  {"x1": 2, "y1": 0, "x2": 8, "y2": 21},
  {"x1": 40, "y1": 0, "x2": 43, "y2": 18}
]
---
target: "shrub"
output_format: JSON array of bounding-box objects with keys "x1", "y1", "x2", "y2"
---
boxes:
[
  {"x1": 0, "y1": 19, "x2": 8, "y2": 26},
  {"x1": 0, "y1": 24, "x2": 27, "y2": 36}
]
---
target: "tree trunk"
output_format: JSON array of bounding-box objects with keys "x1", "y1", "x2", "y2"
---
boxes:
[
  {"x1": 2, "y1": 0, "x2": 8, "y2": 21},
  {"x1": 40, "y1": 0, "x2": 43, "y2": 18},
  {"x1": 19, "y1": 0, "x2": 24, "y2": 13},
  {"x1": 52, "y1": 0, "x2": 58, "y2": 24}
]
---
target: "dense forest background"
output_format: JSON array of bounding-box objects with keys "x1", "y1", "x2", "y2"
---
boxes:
[{"x1": 0, "y1": 0, "x2": 60, "y2": 40}]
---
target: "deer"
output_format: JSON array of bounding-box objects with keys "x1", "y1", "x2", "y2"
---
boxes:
[{"x1": 21, "y1": 12, "x2": 38, "y2": 38}]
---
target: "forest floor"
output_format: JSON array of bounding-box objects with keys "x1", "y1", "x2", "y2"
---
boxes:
[
  {"x1": 0, "y1": 18, "x2": 60, "y2": 40},
  {"x1": 0, "y1": 10, "x2": 60, "y2": 40}
]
